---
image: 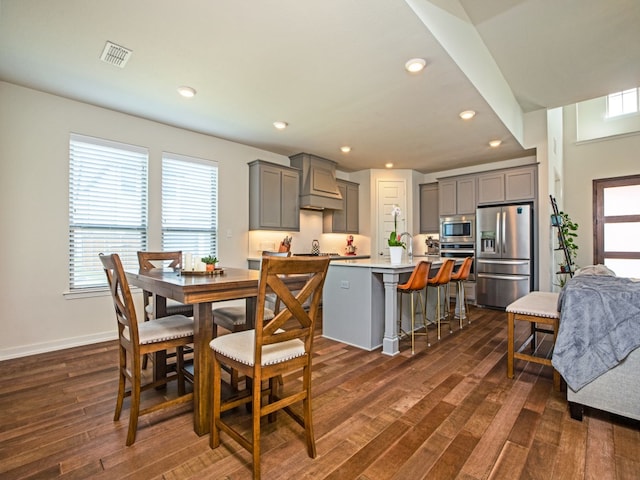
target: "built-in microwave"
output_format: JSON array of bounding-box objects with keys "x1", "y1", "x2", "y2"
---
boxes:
[{"x1": 440, "y1": 215, "x2": 475, "y2": 243}]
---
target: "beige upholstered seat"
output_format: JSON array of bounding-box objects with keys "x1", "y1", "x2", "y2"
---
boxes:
[
  {"x1": 99, "y1": 253, "x2": 194, "y2": 446},
  {"x1": 209, "y1": 255, "x2": 330, "y2": 480}
]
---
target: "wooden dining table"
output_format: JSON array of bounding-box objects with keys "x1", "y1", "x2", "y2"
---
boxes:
[{"x1": 125, "y1": 266, "x2": 306, "y2": 436}]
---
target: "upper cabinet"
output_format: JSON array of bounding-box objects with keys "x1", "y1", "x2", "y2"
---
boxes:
[
  {"x1": 249, "y1": 160, "x2": 300, "y2": 231},
  {"x1": 439, "y1": 176, "x2": 476, "y2": 215},
  {"x1": 323, "y1": 179, "x2": 359, "y2": 233},
  {"x1": 419, "y1": 183, "x2": 439, "y2": 233},
  {"x1": 477, "y1": 166, "x2": 537, "y2": 205}
]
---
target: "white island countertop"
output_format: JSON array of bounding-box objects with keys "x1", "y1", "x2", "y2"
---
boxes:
[{"x1": 329, "y1": 255, "x2": 446, "y2": 269}]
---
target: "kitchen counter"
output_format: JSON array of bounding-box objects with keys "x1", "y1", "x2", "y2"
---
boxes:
[
  {"x1": 247, "y1": 254, "x2": 370, "y2": 270},
  {"x1": 323, "y1": 256, "x2": 462, "y2": 355}
]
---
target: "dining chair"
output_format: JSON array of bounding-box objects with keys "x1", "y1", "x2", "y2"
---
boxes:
[
  {"x1": 209, "y1": 255, "x2": 330, "y2": 480},
  {"x1": 397, "y1": 260, "x2": 432, "y2": 353},
  {"x1": 99, "y1": 253, "x2": 194, "y2": 446},
  {"x1": 426, "y1": 259, "x2": 456, "y2": 341},
  {"x1": 137, "y1": 251, "x2": 194, "y2": 369},
  {"x1": 448, "y1": 256, "x2": 473, "y2": 329},
  {"x1": 212, "y1": 251, "x2": 291, "y2": 388}
]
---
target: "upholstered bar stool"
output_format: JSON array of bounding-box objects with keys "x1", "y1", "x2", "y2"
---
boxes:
[
  {"x1": 448, "y1": 256, "x2": 473, "y2": 330},
  {"x1": 426, "y1": 259, "x2": 455, "y2": 340},
  {"x1": 506, "y1": 291, "x2": 561, "y2": 391},
  {"x1": 397, "y1": 260, "x2": 432, "y2": 353}
]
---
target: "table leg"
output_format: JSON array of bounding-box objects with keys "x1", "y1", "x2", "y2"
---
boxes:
[
  {"x1": 193, "y1": 301, "x2": 214, "y2": 436},
  {"x1": 382, "y1": 272, "x2": 400, "y2": 356},
  {"x1": 507, "y1": 312, "x2": 515, "y2": 379}
]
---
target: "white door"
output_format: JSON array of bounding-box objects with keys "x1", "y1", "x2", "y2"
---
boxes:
[{"x1": 377, "y1": 180, "x2": 407, "y2": 258}]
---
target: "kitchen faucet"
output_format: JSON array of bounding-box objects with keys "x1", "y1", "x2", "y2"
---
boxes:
[{"x1": 399, "y1": 232, "x2": 413, "y2": 258}]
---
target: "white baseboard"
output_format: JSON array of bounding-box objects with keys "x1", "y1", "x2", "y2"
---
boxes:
[{"x1": 0, "y1": 331, "x2": 118, "y2": 361}]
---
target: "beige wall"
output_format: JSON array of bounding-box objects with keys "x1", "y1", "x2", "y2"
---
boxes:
[{"x1": 563, "y1": 104, "x2": 640, "y2": 271}]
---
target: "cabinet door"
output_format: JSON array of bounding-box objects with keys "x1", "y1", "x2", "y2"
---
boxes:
[
  {"x1": 477, "y1": 172, "x2": 505, "y2": 204},
  {"x1": 419, "y1": 183, "x2": 439, "y2": 233},
  {"x1": 505, "y1": 166, "x2": 536, "y2": 201},
  {"x1": 280, "y1": 169, "x2": 300, "y2": 230},
  {"x1": 438, "y1": 180, "x2": 457, "y2": 216},
  {"x1": 345, "y1": 182, "x2": 359, "y2": 233},
  {"x1": 258, "y1": 165, "x2": 283, "y2": 229},
  {"x1": 329, "y1": 182, "x2": 348, "y2": 232},
  {"x1": 456, "y1": 177, "x2": 476, "y2": 214}
]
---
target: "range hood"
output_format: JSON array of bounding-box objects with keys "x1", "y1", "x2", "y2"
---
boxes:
[{"x1": 289, "y1": 153, "x2": 343, "y2": 210}]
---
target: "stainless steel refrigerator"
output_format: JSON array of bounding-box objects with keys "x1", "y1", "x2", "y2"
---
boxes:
[{"x1": 476, "y1": 204, "x2": 533, "y2": 309}]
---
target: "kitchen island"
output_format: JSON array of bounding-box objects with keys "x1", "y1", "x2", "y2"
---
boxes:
[{"x1": 323, "y1": 256, "x2": 459, "y2": 356}]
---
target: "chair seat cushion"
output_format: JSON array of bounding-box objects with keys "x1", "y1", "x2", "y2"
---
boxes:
[
  {"x1": 210, "y1": 329, "x2": 305, "y2": 366},
  {"x1": 125, "y1": 315, "x2": 194, "y2": 344},
  {"x1": 213, "y1": 306, "x2": 275, "y2": 331},
  {"x1": 145, "y1": 298, "x2": 194, "y2": 317}
]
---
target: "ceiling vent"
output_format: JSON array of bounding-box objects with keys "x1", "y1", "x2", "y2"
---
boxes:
[{"x1": 100, "y1": 41, "x2": 132, "y2": 68}]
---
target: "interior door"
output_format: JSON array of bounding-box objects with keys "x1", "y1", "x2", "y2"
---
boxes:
[{"x1": 377, "y1": 180, "x2": 406, "y2": 258}]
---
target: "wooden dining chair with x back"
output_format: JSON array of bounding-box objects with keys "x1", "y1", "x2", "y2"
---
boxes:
[
  {"x1": 99, "y1": 253, "x2": 194, "y2": 446},
  {"x1": 137, "y1": 251, "x2": 194, "y2": 369},
  {"x1": 209, "y1": 255, "x2": 330, "y2": 480}
]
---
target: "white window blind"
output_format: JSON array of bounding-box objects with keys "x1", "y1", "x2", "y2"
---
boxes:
[
  {"x1": 69, "y1": 134, "x2": 148, "y2": 290},
  {"x1": 162, "y1": 153, "x2": 218, "y2": 259}
]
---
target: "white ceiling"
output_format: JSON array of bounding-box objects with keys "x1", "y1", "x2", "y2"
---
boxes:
[{"x1": 1, "y1": 0, "x2": 638, "y2": 173}]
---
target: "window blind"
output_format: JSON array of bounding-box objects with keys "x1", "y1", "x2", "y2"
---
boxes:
[
  {"x1": 69, "y1": 134, "x2": 148, "y2": 289},
  {"x1": 162, "y1": 153, "x2": 218, "y2": 259}
]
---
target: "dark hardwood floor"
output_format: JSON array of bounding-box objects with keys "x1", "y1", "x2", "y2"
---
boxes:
[{"x1": 1, "y1": 306, "x2": 638, "y2": 479}]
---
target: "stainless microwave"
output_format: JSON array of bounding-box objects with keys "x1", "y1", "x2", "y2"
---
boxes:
[{"x1": 440, "y1": 215, "x2": 475, "y2": 243}]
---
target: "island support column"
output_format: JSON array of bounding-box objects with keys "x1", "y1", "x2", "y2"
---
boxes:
[{"x1": 382, "y1": 271, "x2": 401, "y2": 356}]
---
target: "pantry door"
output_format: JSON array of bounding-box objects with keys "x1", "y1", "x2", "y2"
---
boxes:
[{"x1": 377, "y1": 180, "x2": 407, "y2": 259}]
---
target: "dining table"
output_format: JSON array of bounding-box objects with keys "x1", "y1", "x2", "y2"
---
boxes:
[{"x1": 125, "y1": 266, "x2": 307, "y2": 436}]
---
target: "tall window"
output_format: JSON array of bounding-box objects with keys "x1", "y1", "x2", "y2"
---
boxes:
[
  {"x1": 593, "y1": 174, "x2": 640, "y2": 278},
  {"x1": 69, "y1": 134, "x2": 148, "y2": 290},
  {"x1": 162, "y1": 153, "x2": 218, "y2": 260},
  {"x1": 606, "y1": 88, "x2": 639, "y2": 118}
]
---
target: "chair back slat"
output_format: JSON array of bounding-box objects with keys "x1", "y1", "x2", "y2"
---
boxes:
[
  {"x1": 137, "y1": 251, "x2": 183, "y2": 271},
  {"x1": 254, "y1": 256, "x2": 330, "y2": 363},
  {"x1": 100, "y1": 253, "x2": 140, "y2": 346}
]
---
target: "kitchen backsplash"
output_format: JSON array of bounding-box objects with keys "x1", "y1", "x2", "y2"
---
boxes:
[{"x1": 248, "y1": 209, "x2": 371, "y2": 257}]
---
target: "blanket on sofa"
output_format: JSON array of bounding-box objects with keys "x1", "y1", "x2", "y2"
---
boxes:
[{"x1": 553, "y1": 275, "x2": 640, "y2": 391}]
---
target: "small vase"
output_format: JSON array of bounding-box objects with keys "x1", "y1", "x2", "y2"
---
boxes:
[
  {"x1": 389, "y1": 246, "x2": 403, "y2": 265},
  {"x1": 206, "y1": 263, "x2": 215, "y2": 272}
]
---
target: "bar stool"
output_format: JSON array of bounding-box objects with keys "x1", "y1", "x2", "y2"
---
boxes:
[
  {"x1": 397, "y1": 260, "x2": 432, "y2": 353},
  {"x1": 448, "y1": 257, "x2": 473, "y2": 330},
  {"x1": 426, "y1": 259, "x2": 455, "y2": 340}
]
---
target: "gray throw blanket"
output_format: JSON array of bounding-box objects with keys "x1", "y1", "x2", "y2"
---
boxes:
[{"x1": 553, "y1": 275, "x2": 640, "y2": 391}]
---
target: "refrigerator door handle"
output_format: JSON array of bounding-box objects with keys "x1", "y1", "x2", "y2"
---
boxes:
[
  {"x1": 495, "y1": 211, "x2": 500, "y2": 253},
  {"x1": 477, "y1": 273, "x2": 529, "y2": 281},
  {"x1": 501, "y1": 211, "x2": 506, "y2": 254}
]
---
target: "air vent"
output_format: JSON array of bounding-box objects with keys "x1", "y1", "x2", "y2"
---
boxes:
[{"x1": 100, "y1": 41, "x2": 132, "y2": 68}]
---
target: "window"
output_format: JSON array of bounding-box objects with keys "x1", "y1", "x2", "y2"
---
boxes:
[
  {"x1": 606, "y1": 88, "x2": 639, "y2": 118},
  {"x1": 69, "y1": 134, "x2": 148, "y2": 290},
  {"x1": 593, "y1": 175, "x2": 640, "y2": 278},
  {"x1": 162, "y1": 153, "x2": 218, "y2": 262}
]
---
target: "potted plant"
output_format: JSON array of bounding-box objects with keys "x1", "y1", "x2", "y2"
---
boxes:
[
  {"x1": 201, "y1": 255, "x2": 218, "y2": 272},
  {"x1": 388, "y1": 206, "x2": 405, "y2": 264},
  {"x1": 554, "y1": 211, "x2": 578, "y2": 286}
]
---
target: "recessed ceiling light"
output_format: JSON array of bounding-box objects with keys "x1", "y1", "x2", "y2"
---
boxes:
[
  {"x1": 404, "y1": 58, "x2": 426, "y2": 73},
  {"x1": 459, "y1": 110, "x2": 476, "y2": 120},
  {"x1": 340, "y1": 146, "x2": 351, "y2": 153},
  {"x1": 385, "y1": 163, "x2": 394, "y2": 168},
  {"x1": 177, "y1": 86, "x2": 196, "y2": 98},
  {"x1": 273, "y1": 121, "x2": 288, "y2": 130},
  {"x1": 489, "y1": 140, "x2": 502, "y2": 148}
]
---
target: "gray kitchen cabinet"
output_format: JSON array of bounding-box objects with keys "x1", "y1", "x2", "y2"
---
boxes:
[
  {"x1": 477, "y1": 165, "x2": 537, "y2": 204},
  {"x1": 249, "y1": 160, "x2": 300, "y2": 231},
  {"x1": 419, "y1": 182, "x2": 439, "y2": 233},
  {"x1": 323, "y1": 179, "x2": 359, "y2": 233},
  {"x1": 439, "y1": 176, "x2": 476, "y2": 215}
]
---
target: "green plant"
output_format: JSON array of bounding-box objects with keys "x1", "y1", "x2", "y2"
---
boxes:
[
  {"x1": 201, "y1": 255, "x2": 218, "y2": 265},
  {"x1": 554, "y1": 211, "x2": 578, "y2": 287},
  {"x1": 387, "y1": 205, "x2": 406, "y2": 248}
]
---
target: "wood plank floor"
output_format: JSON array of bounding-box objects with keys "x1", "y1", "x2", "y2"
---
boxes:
[{"x1": 1, "y1": 306, "x2": 639, "y2": 479}]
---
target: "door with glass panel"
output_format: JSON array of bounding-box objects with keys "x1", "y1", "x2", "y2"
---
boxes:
[{"x1": 593, "y1": 175, "x2": 640, "y2": 278}]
